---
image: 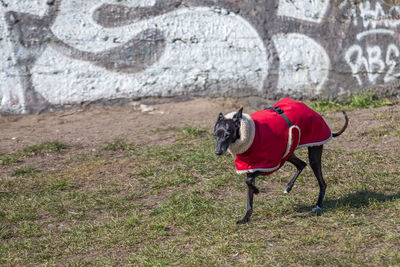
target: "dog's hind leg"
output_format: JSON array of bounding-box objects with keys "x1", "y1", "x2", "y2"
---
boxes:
[
  {"x1": 237, "y1": 171, "x2": 261, "y2": 224},
  {"x1": 285, "y1": 153, "x2": 307, "y2": 194},
  {"x1": 308, "y1": 145, "x2": 326, "y2": 214}
]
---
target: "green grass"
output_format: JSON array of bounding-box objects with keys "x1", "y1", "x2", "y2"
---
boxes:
[
  {"x1": 1, "y1": 125, "x2": 399, "y2": 266},
  {"x1": 0, "y1": 154, "x2": 21, "y2": 165},
  {"x1": 11, "y1": 166, "x2": 40, "y2": 177},
  {"x1": 101, "y1": 138, "x2": 136, "y2": 151},
  {"x1": 307, "y1": 92, "x2": 393, "y2": 113},
  {"x1": 0, "y1": 141, "x2": 70, "y2": 166},
  {"x1": 22, "y1": 141, "x2": 70, "y2": 155},
  {"x1": 178, "y1": 126, "x2": 209, "y2": 139}
]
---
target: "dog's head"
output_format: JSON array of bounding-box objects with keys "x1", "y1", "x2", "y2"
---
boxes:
[{"x1": 213, "y1": 107, "x2": 243, "y2": 155}]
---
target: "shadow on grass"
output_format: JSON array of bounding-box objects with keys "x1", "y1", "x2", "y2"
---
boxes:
[{"x1": 295, "y1": 190, "x2": 400, "y2": 214}]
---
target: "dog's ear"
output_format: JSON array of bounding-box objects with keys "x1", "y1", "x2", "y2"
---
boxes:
[
  {"x1": 233, "y1": 107, "x2": 243, "y2": 122},
  {"x1": 217, "y1": 112, "x2": 225, "y2": 121}
]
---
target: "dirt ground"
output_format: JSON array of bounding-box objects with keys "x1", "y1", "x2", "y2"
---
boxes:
[{"x1": 1, "y1": 97, "x2": 399, "y2": 155}]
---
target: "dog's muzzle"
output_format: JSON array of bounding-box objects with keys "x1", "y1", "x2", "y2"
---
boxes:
[
  {"x1": 215, "y1": 149, "x2": 223, "y2": 155},
  {"x1": 215, "y1": 142, "x2": 228, "y2": 155}
]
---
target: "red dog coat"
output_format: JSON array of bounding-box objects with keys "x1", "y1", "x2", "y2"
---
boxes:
[{"x1": 233, "y1": 98, "x2": 332, "y2": 175}]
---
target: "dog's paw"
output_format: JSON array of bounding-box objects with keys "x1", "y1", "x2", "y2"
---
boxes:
[
  {"x1": 284, "y1": 186, "x2": 292, "y2": 194},
  {"x1": 236, "y1": 217, "x2": 250, "y2": 224},
  {"x1": 311, "y1": 205, "x2": 321, "y2": 212},
  {"x1": 311, "y1": 205, "x2": 323, "y2": 216}
]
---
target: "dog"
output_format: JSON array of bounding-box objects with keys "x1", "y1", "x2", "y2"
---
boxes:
[{"x1": 213, "y1": 98, "x2": 348, "y2": 224}]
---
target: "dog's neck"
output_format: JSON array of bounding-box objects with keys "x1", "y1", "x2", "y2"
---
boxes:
[
  {"x1": 235, "y1": 124, "x2": 241, "y2": 142},
  {"x1": 224, "y1": 112, "x2": 255, "y2": 155}
]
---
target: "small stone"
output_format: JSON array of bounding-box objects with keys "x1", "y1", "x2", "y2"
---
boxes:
[
  {"x1": 149, "y1": 110, "x2": 165, "y2": 115},
  {"x1": 140, "y1": 104, "x2": 154, "y2": 113}
]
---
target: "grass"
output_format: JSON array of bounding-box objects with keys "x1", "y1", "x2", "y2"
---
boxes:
[
  {"x1": 11, "y1": 166, "x2": 40, "y2": 177},
  {"x1": 22, "y1": 141, "x2": 70, "y2": 155},
  {"x1": 0, "y1": 154, "x2": 21, "y2": 165},
  {"x1": 0, "y1": 141, "x2": 70, "y2": 166},
  {"x1": 101, "y1": 138, "x2": 136, "y2": 151},
  {"x1": 307, "y1": 92, "x2": 393, "y2": 113},
  {"x1": 1, "y1": 125, "x2": 399, "y2": 265}
]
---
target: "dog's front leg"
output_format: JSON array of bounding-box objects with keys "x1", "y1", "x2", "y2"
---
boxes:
[{"x1": 237, "y1": 172, "x2": 260, "y2": 224}]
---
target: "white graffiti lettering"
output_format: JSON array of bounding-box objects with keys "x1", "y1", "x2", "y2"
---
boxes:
[
  {"x1": 345, "y1": 44, "x2": 400, "y2": 86},
  {"x1": 341, "y1": 0, "x2": 400, "y2": 85},
  {"x1": 356, "y1": 29, "x2": 394, "y2": 41},
  {"x1": 385, "y1": 44, "x2": 400, "y2": 83},
  {"x1": 366, "y1": 46, "x2": 385, "y2": 84},
  {"x1": 277, "y1": 0, "x2": 329, "y2": 23},
  {"x1": 359, "y1": 1, "x2": 386, "y2": 29},
  {"x1": 345, "y1": 45, "x2": 367, "y2": 86},
  {"x1": 340, "y1": 0, "x2": 400, "y2": 29}
]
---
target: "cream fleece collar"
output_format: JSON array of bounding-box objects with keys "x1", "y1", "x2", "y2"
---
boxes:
[{"x1": 224, "y1": 112, "x2": 255, "y2": 155}]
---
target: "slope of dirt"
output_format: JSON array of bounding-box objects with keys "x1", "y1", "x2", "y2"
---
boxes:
[{"x1": 1, "y1": 98, "x2": 399, "y2": 155}]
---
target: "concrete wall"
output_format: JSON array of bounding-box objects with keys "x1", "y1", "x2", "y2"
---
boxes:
[{"x1": 1, "y1": 0, "x2": 400, "y2": 114}]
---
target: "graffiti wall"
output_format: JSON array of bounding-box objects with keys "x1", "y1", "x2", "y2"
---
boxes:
[{"x1": 1, "y1": 0, "x2": 399, "y2": 114}]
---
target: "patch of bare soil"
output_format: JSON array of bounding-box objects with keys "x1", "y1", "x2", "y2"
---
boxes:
[
  {"x1": 322, "y1": 104, "x2": 400, "y2": 154},
  {"x1": 0, "y1": 98, "x2": 239, "y2": 153},
  {"x1": 0, "y1": 97, "x2": 399, "y2": 156}
]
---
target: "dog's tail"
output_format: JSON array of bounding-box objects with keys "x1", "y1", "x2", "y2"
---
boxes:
[{"x1": 332, "y1": 111, "x2": 348, "y2": 138}]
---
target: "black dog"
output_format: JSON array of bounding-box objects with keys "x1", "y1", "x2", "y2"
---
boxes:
[{"x1": 214, "y1": 103, "x2": 348, "y2": 224}]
